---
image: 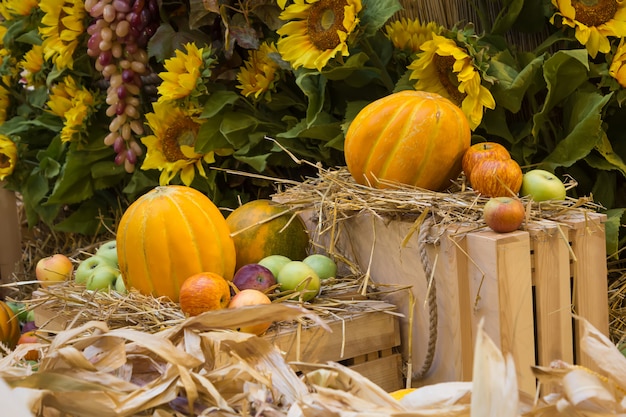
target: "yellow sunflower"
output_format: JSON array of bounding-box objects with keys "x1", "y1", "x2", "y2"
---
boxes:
[
  {"x1": 237, "y1": 42, "x2": 281, "y2": 99},
  {"x1": 0, "y1": 0, "x2": 38, "y2": 19},
  {"x1": 47, "y1": 76, "x2": 97, "y2": 142},
  {"x1": 39, "y1": 0, "x2": 86, "y2": 69},
  {"x1": 407, "y1": 33, "x2": 495, "y2": 130},
  {"x1": 141, "y1": 101, "x2": 215, "y2": 186},
  {"x1": 157, "y1": 43, "x2": 204, "y2": 102},
  {"x1": 277, "y1": 0, "x2": 362, "y2": 71},
  {"x1": 19, "y1": 45, "x2": 46, "y2": 86},
  {"x1": 0, "y1": 135, "x2": 18, "y2": 181},
  {"x1": 551, "y1": 0, "x2": 626, "y2": 58},
  {"x1": 609, "y1": 38, "x2": 626, "y2": 86},
  {"x1": 384, "y1": 18, "x2": 441, "y2": 54}
]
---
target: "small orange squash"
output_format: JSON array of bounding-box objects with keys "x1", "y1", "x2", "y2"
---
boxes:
[
  {"x1": 226, "y1": 199, "x2": 310, "y2": 271},
  {"x1": 116, "y1": 185, "x2": 236, "y2": 302},
  {"x1": 344, "y1": 90, "x2": 471, "y2": 191},
  {"x1": 0, "y1": 301, "x2": 21, "y2": 349}
]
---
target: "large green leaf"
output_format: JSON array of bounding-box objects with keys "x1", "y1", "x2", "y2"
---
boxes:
[
  {"x1": 46, "y1": 139, "x2": 116, "y2": 205},
  {"x1": 532, "y1": 50, "x2": 589, "y2": 139},
  {"x1": 200, "y1": 90, "x2": 241, "y2": 118},
  {"x1": 490, "y1": 0, "x2": 526, "y2": 35},
  {"x1": 593, "y1": 131, "x2": 626, "y2": 176},
  {"x1": 540, "y1": 91, "x2": 611, "y2": 170},
  {"x1": 360, "y1": 0, "x2": 402, "y2": 37},
  {"x1": 488, "y1": 53, "x2": 546, "y2": 113}
]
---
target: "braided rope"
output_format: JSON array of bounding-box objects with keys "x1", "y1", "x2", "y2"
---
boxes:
[{"x1": 413, "y1": 215, "x2": 438, "y2": 380}]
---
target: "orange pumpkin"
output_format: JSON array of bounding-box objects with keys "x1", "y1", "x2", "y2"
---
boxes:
[
  {"x1": 226, "y1": 199, "x2": 310, "y2": 271},
  {"x1": 0, "y1": 301, "x2": 21, "y2": 349},
  {"x1": 116, "y1": 185, "x2": 236, "y2": 302},
  {"x1": 469, "y1": 158, "x2": 523, "y2": 197},
  {"x1": 344, "y1": 90, "x2": 471, "y2": 191}
]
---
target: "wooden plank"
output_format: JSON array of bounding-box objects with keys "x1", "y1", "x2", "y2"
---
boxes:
[
  {"x1": 0, "y1": 184, "x2": 21, "y2": 290},
  {"x1": 559, "y1": 212, "x2": 608, "y2": 371},
  {"x1": 265, "y1": 309, "x2": 401, "y2": 364},
  {"x1": 349, "y1": 353, "x2": 404, "y2": 393},
  {"x1": 466, "y1": 230, "x2": 536, "y2": 396},
  {"x1": 527, "y1": 220, "x2": 574, "y2": 367}
]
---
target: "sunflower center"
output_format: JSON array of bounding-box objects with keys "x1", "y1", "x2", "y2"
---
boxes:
[
  {"x1": 572, "y1": 0, "x2": 618, "y2": 27},
  {"x1": 434, "y1": 54, "x2": 465, "y2": 105},
  {"x1": 307, "y1": 0, "x2": 345, "y2": 51},
  {"x1": 161, "y1": 117, "x2": 199, "y2": 162},
  {"x1": 0, "y1": 153, "x2": 10, "y2": 169}
]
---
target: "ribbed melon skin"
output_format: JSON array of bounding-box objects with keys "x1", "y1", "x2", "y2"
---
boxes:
[
  {"x1": 226, "y1": 199, "x2": 310, "y2": 271},
  {"x1": 344, "y1": 90, "x2": 471, "y2": 191},
  {"x1": 0, "y1": 301, "x2": 20, "y2": 349},
  {"x1": 116, "y1": 185, "x2": 236, "y2": 302}
]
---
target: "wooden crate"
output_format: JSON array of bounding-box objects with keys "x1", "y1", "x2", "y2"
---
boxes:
[
  {"x1": 34, "y1": 300, "x2": 404, "y2": 392},
  {"x1": 307, "y1": 210, "x2": 608, "y2": 395},
  {"x1": 0, "y1": 184, "x2": 21, "y2": 288}
]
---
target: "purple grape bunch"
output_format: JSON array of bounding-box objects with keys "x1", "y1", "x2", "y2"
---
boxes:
[{"x1": 85, "y1": 0, "x2": 159, "y2": 173}]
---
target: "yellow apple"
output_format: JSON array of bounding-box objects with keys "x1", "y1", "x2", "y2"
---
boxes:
[
  {"x1": 228, "y1": 289, "x2": 272, "y2": 335},
  {"x1": 35, "y1": 254, "x2": 73, "y2": 288}
]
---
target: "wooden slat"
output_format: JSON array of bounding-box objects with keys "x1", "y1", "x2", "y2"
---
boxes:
[
  {"x1": 349, "y1": 353, "x2": 404, "y2": 393},
  {"x1": 560, "y1": 212, "x2": 609, "y2": 371},
  {"x1": 265, "y1": 309, "x2": 401, "y2": 364},
  {"x1": 0, "y1": 184, "x2": 22, "y2": 291},
  {"x1": 527, "y1": 220, "x2": 574, "y2": 366},
  {"x1": 466, "y1": 230, "x2": 536, "y2": 396}
]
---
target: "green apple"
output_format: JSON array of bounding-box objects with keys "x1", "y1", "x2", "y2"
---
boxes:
[
  {"x1": 86, "y1": 264, "x2": 119, "y2": 291},
  {"x1": 276, "y1": 261, "x2": 321, "y2": 302},
  {"x1": 75, "y1": 255, "x2": 113, "y2": 284},
  {"x1": 258, "y1": 255, "x2": 292, "y2": 279},
  {"x1": 114, "y1": 273, "x2": 127, "y2": 294},
  {"x1": 520, "y1": 169, "x2": 566, "y2": 202},
  {"x1": 303, "y1": 254, "x2": 337, "y2": 281},
  {"x1": 95, "y1": 240, "x2": 118, "y2": 266}
]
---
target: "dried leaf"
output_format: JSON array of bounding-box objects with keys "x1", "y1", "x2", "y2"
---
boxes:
[
  {"x1": 470, "y1": 318, "x2": 519, "y2": 417},
  {"x1": 578, "y1": 316, "x2": 626, "y2": 389}
]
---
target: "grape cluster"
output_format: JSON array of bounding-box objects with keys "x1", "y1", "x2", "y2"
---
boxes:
[{"x1": 85, "y1": 0, "x2": 159, "y2": 173}]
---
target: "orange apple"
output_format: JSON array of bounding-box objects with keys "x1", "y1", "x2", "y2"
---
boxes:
[
  {"x1": 35, "y1": 254, "x2": 74, "y2": 288},
  {"x1": 228, "y1": 289, "x2": 272, "y2": 335},
  {"x1": 17, "y1": 330, "x2": 40, "y2": 361},
  {"x1": 462, "y1": 142, "x2": 511, "y2": 178},
  {"x1": 469, "y1": 158, "x2": 523, "y2": 197},
  {"x1": 483, "y1": 197, "x2": 526, "y2": 233},
  {"x1": 179, "y1": 272, "x2": 231, "y2": 317}
]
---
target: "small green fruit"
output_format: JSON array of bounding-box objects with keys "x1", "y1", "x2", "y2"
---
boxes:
[{"x1": 303, "y1": 254, "x2": 337, "y2": 281}]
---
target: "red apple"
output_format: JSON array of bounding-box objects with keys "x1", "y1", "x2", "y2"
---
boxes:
[
  {"x1": 462, "y1": 142, "x2": 511, "y2": 178},
  {"x1": 483, "y1": 197, "x2": 526, "y2": 233},
  {"x1": 232, "y1": 263, "x2": 277, "y2": 293},
  {"x1": 470, "y1": 158, "x2": 523, "y2": 197},
  {"x1": 35, "y1": 254, "x2": 74, "y2": 288},
  {"x1": 228, "y1": 289, "x2": 273, "y2": 335}
]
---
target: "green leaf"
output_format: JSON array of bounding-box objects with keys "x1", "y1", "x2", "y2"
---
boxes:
[
  {"x1": 196, "y1": 117, "x2": 232, "y2": 153},
  {"x1": 488, "y1": 53, "x2": 546, "y2": 113},
  {"x1": 233, "y1": 153, "x2": 270, "y2": 173},
  {"x1": 540, "y1": 91, "x2": 611, "y2": 170},
  {"x1": 220, "y1": 111, "x2": 260, "y2": 148},
  {"x1": 46, "y1": 139, "x2": 116, "y2": 205},
  {"x1": 604, "y1": 208, "x2": 625, "y2": 259},
  {"x1": 490, "y1": 0, "x2": 526, "y2": 35},
  {"x1": 200, "y1": 90, "x2": 240, "y2": 118},
  {"x1": 321, "y1": 53, "x2": 370, "y2": 81},
  {"x1": 532, "y1": 50, "x2": 589, "y2": 138},
  {"x1": 360, "y1": 0, "x2": 402, "y2": 37},
  {"x1": 53, "y1": 199, "x2": 111, "y2": 235},
  {"x1": 294, "y1": 70, "x2": 327, "y2": 126},
  {"x1": 593, "y1": 131, "x2": 626, "y2": 176}
]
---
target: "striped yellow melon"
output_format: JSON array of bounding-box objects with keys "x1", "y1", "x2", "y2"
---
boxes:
[{"x1": 116, "y1": 185, "x2": 236, "y2": 302}]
